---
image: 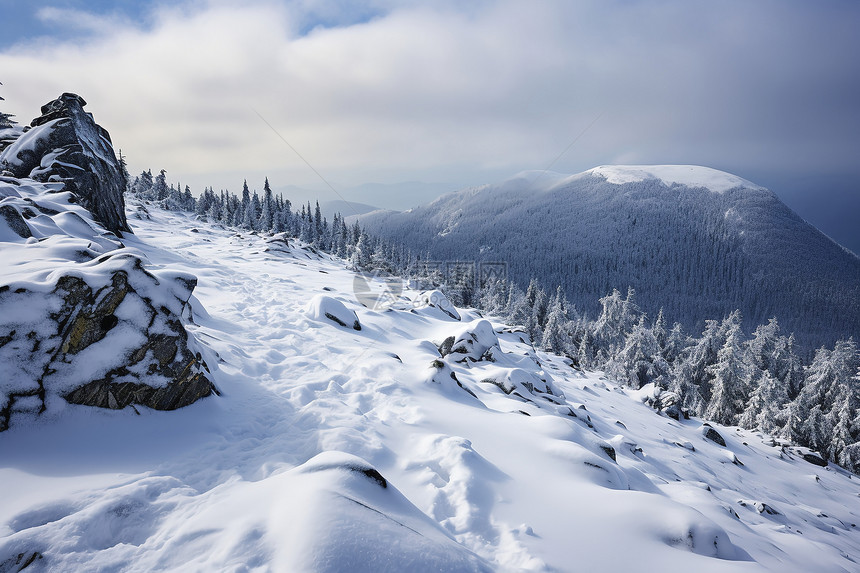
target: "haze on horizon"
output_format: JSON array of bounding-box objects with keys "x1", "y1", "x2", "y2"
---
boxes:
[{"x1": 1, "y1": 0, "x2": 858, "y2": 253}]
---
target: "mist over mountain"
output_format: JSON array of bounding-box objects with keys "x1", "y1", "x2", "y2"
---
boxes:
[{"x1": 356, "y1": 166, "x2": 860, "y2": 352}]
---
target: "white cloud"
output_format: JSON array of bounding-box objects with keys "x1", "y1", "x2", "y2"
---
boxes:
[{"x1": 1, "y1": 0, "x2": 859, "y2": 201}]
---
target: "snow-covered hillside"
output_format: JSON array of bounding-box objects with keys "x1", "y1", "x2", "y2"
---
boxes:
[
  {"x1": 356, "y1": 166, "x2": 860, "y2": 352},
  {"x1": 2, "y1": 202, "x2": 859, "y2": 572}
]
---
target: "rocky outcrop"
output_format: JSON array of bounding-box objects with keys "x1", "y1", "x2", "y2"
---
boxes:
[
  {"x1": 0, "y1": 93, "x2": 130, "y2": 236},
  {"x1": 0, "y1": 247, "x2": 217, "y2": 432},
  {"x1": 0, "y1": 95, "x2": 215, "y2": 432}
]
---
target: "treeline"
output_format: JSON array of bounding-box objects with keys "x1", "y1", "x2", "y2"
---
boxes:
[{"x1": 128, "y1": 170, "x2": 860, "y2": 474}]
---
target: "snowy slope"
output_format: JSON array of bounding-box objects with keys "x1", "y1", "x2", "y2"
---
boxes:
[
  {"x1": 356, "y1": 165, "x2": 860, "y2": 351},
  {"x1": 2, "y1": 203, "x2": 860, "y2": 572}
]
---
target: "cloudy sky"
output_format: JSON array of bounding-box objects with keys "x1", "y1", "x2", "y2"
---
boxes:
[{"x1": 1, "y1": 0, "x2": 859, "y2": 252}]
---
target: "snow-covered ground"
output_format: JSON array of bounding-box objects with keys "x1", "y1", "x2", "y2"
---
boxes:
[{"x1": 2, "y1": 203, "x2": 859, "y2": 572}]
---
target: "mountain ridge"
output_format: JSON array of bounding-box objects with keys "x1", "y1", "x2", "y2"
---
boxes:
[{"x1": 357, "y1": 165, "x2": 860, "y2": 352}]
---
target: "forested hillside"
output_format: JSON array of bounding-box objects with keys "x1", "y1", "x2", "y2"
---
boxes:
[{"x1": 356, "y1": 167, "x2": 860, "y2": 353}]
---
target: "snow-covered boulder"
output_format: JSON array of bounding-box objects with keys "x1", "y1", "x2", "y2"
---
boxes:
[
  {"x1": 306, "y1": 294, "x2": 361, "y2": 330},
  {"x1": 0, "y1": 237, "x2": 217, "y2": 430},
  {"x1": 412, "y1": 289, "x2": 460, "y2": 320},
  {"x1": 438, "y1": 319, "x2": 498, "y2": 362},
  {"x1": 701, "y1": 424, "x2": 727, "y2": 447},
  {"x1": 425, "y1": 359, "x2": 479, "y2": 401},
  {"x1": 479, "y1": 366, "x2": 557, "y2": 398},
  {"x1": 0, "y1": 93, "x2": 130, "y2": 235}
]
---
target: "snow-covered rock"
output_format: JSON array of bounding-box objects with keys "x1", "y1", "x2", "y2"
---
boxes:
[
  {"x1": 412, "y1": 289, "x2": 460, "y2": 321},
  {"x1": 0, "y1": 178, "x2": 216, "y2": 431},
  {"x1": 279, "y1": 452, "x2": 493, "y2": 572},
  {"x1": 306, "y1": 294, "x2": 362, "y2": 330},
  {"x1": 438, "y1": 319, "x2": 498, "y2": 362},
  {"x1": 478, "y1": 367, "x2": 555, "y2": 397},
  {"x1": 0, "y1": 93, "x2": 129, "y2": 235},
  {"x1": 0, "y1": 97, "x2": 214, "y2": 432}
]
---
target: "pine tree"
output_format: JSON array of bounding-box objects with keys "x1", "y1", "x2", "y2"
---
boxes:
[
  {"x1": 478, "y1": 275, "x2": 509, "y2": 318},
  {"x1": 608, "y1": 316, "x2": 665, "y2": 389},
  {"x1": 663, "y1": 322, "x2": 688, "y2": 364},
  {"x1": 314, "y1": 201, "x2": 323, "y2": 239},
  {"x1": 524, "y1": 279, "x2": 541, "y2": 341},
  {"x1": 669, "y1": 358, "x2": 705, "y2": 415},
  {"x1": 774, "y1": 333, "x2": 804, "y2": 400},
  {"x1": 447, "y1": 264, "x2": 476, "y2": 308},
  {"x1": 260, "y1": 194, "x2": 273, "y2": 233},
  {"x1": 593, "y1": 287, "x2": 640, "y2": 360},
  {"x1": 802, "y1": 405, "x2": 832, "y2": 456},
  {"x1": 351, "y1": 232, "x2": 373, "y2": 270},
  {"x1": 578, "y1": 329, "x2": 596, "y2": 369},
  {"x1": 524, "y1": 280, "x2": 547, "y2": 343},
  {"x1": 117, "y1": 150, "x2": 130, "y2": 192},
  {"x1": 653, "y1": 308, "x2": 667, "y2": 353},
  {"x1": 337, "y1": 218, "x2": 349, "y2": 258},
  {"x1": 681, "y1": 318, "x2": 723, "y2": 404},
  {"x1": 241, "y1": 180, "x2": 250, "y2": 218},
  {"x1": 0, "y1": 82, "x2": 17, "y2": 128},
  {"x1": 260, "y1": 178, "x2": 274, "y2": 231},
  {"x1": 370, "y1": 239, "x2": 392, "y2": 273},
  {"x1": 739, "y1": 370, "x2": 789, "y2": 435},
  {"x1": 152, "y1": 169, "x2": 168, "y2": 201},
  {"x1": 787, "y1": 339, "x2": 859, "y2": 452},
  {"x1": 704, "y1": 313, "x2": 749, "y2": 425},
  {"x1": 504, "y1": 283, "x2": 529, "y2": 328},
  {"x1": 748, "y1": 318, "x2": 780, "y2": 376},
  {"x1": 242, "y1": 198, "x2": 256, "y2": 230},
  {"x1": 830, "y1": 392, "x2": 858, "y2": 467},
  {"x1": 823, "y1": 340, "x2": 860, "y2": 463},
  {"x1": 132, "y1": 169, "x2": 153, "y2": 197},
  {"x1": 206, "y1": 194, "x2": 222, "y2": 222},
  {"x1": 541, "y1": 286, "x2": 570, "y2": 355}
]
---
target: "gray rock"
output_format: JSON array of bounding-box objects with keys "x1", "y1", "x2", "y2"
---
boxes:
[
  {"x1": 702, "y1": 425, "x2": 727, "y2": 447},
  {"x1": 0, "y1": 204, "x2": 32, "y2": 239},
  {"x1": 803, "y1": 452, "x2": 828, "y2": 467},
  {"x1": 664, "y1": 404, "x2": 682, "y2": 420},
  {"x1": 0, "y1": 93, "x2": 130, "y2": 236}
]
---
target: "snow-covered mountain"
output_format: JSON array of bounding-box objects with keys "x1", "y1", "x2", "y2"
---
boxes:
[
  {"x1": 3, "y1": 201, "x2": 860, "y2": 571},
  {"x1": 3, "y1": 97, "x2": 860, "y2": 572},
  {"x1": 355, "y1": 166, "x2": 860, "y2": 352}
]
